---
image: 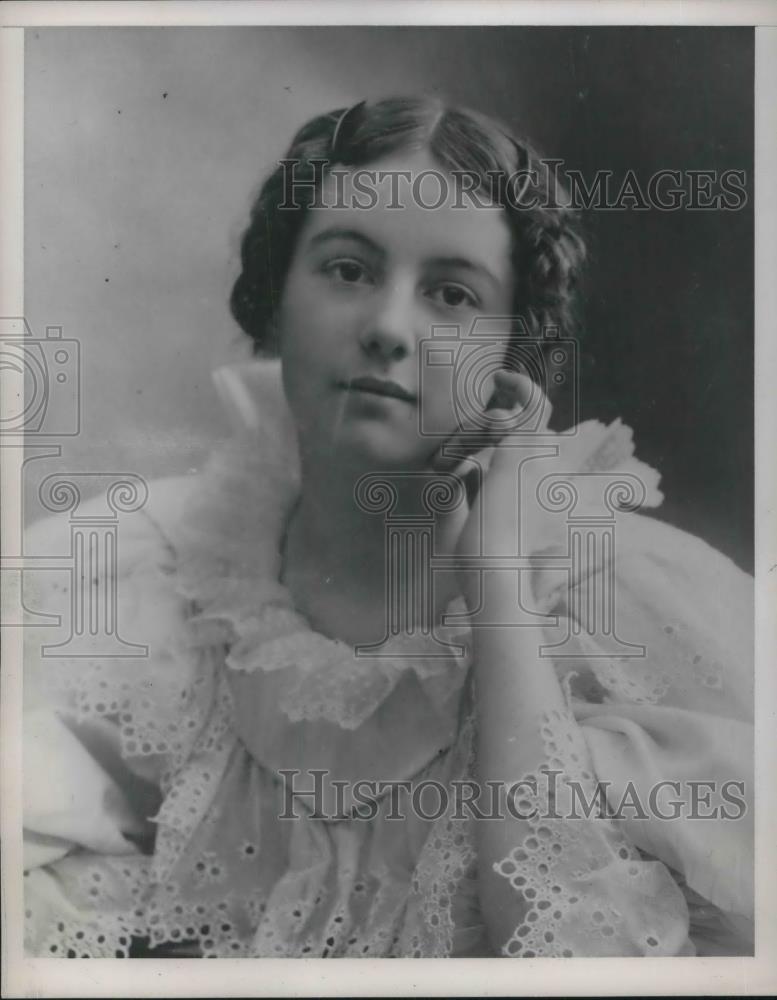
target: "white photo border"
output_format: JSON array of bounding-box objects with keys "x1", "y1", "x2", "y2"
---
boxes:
[{"x1": 2, "y1": 3, "x2": 775, "y2": 997}]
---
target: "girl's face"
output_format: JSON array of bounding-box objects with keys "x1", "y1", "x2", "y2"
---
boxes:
[{"x1": 277, "y1": 148, "x2": 515, "y2": 471}]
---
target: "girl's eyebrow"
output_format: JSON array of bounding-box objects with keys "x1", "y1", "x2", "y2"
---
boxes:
[
  {"x1": 308, "y1": 227, "x2": 384, "y2": 256},
  {"x1": 426, "y1": 256, "x2": 502, "y2": 291}
]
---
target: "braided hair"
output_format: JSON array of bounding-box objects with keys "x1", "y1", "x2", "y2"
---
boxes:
[{"x1": 230, "y1": 95, "x2": 586, "y2": 386}]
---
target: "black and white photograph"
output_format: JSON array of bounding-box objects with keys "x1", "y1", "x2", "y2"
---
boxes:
[{"x1": 1, "y1": 2, "x2": 776, "y2": 996}]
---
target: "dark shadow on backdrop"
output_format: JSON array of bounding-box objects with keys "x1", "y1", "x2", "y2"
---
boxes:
[{"x1": 314, "y1": 25, "x2": 753, "y2": 570}]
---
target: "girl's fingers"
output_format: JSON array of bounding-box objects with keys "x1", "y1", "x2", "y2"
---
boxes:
[
  {"x1": 491, "y1": 369, "x2": 534, "y2": 409},
  {"x1": 430, "y1": 370, "x2": 549, "y2": 472},
  {"x1": 430, "y1": 409, "x2": 522, "y2": 472},
  {"x1": 494, "y1": 369, "x2": 553, "y2": 430}
]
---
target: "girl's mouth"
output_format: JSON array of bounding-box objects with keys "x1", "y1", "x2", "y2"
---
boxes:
[{"x1": 340, "y1": 375, "x2": 417, "y2": 404}]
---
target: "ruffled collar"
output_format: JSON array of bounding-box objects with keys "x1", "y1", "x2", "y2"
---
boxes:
[
  {"x1": 174, "y1": 359, "x2": 471, "y2": 742},
  {"x1": 171, "y1": 357, "x2": 667, "y2": 788}
]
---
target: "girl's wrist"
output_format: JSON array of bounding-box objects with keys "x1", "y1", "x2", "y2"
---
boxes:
[{"x1": 459, "y1": 567, "x2": 553, "y2": 623}]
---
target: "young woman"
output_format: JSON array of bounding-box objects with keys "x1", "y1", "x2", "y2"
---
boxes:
[{"x1": 23, "y1": 96, "x2": 754, "y2": 958}]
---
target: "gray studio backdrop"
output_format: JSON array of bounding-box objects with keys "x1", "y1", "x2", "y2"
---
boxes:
[{"x1": 23, "y1": 27, "x2": 753, "y2": 569}]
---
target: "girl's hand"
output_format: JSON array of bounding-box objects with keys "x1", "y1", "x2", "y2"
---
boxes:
[
  {"x1": 429, "y1": 370, "x2": 555, "y2": 613},
  {"x1": 438, "y1": 376, "x2": 666, "y2": 615}
]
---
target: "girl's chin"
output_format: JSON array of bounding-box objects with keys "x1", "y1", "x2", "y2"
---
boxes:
[{"x1": 318, "y1": 425, "x2": 436, "y2": 472}]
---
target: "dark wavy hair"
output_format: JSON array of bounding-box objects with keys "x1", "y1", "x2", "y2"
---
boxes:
[{"x1": 230, "y1": 95, "x2": 586, "y2": 372}]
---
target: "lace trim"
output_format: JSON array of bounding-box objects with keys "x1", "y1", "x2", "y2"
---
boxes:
[
  {"x1": 493, "y1": 707, "x2": 691, "y2": 957},
  {"x1": 23, "y1": 361, "x2": 752, "y2": 958},
  {"x1": 170, "y1": 381, "x2": 472, "y2": 730},
  {"x1": 397, "y1": 705, "x2": 481, "y2": 958}
]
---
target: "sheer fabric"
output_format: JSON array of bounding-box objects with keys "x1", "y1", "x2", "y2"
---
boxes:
[{"x1": 22, "y1": 361, "x2": 753, "y2": 957}]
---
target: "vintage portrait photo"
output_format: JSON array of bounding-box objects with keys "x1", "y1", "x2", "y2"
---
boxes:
[{"x1": 1, "y1": 3, "x2": 775, "y2": 997}]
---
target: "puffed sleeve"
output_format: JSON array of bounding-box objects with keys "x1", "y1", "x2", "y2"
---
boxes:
[
  {"x1": 21, "y1": 475, "x2": 199, "y2": 875},
  {"x1": 504, "y1": 511, "x2": 754, "y2": 956}
]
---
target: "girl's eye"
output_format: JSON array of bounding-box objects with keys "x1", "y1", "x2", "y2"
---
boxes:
[
  {"x1": 427, "y1": 283, "x2": 479, "y2": 309},
  {"x1": 323, "y1": 258, "x2": 373, "y2": 286}
]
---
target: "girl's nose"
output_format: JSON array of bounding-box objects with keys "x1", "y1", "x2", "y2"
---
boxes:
[{"x1": 358, "y1": 283, "x2": 416, "y2": 363}]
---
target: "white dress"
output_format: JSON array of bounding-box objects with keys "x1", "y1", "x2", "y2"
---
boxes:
[{"x1": 22, "y1": 361, "x2": 754, "y2": 958}]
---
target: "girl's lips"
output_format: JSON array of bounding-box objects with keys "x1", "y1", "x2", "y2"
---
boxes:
[{"x1": 340, "y1": 375, "x2": 417, "y2": 403}]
